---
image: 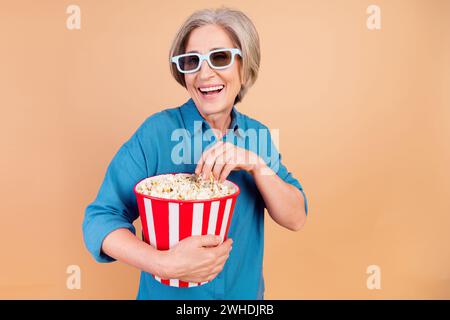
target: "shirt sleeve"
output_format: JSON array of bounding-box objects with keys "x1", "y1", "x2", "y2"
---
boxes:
[
  {"x1": 261, "y1": 125, "x2": 309, "y2": 216},
  {"x1": 82, "y1": 122, "x2": 153, "y2": 263}
]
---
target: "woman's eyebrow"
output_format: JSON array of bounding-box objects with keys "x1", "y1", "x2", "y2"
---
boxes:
[{"x1": 186, "y1": 47, "x2": 224, "y2": 53}]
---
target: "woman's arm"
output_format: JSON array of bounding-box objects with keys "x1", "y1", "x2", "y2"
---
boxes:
[
  {"x1": 195, "y1": 141, "x2": 307, "y2": 232},
  {"x1": 251, "y1": 162, "x2": 307, "y2": 231},
  {"x1": 101, "y1": 228, "x2": 167, "y2": 277},
  {"x1": 102, "y1": 228, "x2": 233, "y2": 283}
]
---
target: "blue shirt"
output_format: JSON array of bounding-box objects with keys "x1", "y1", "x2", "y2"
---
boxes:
[{"x1": 82, "y1": 98, "x2": 308, "y2": 300}]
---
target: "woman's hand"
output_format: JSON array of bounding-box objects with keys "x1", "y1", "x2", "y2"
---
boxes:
[
  {"x1": 160, "y1": 235, "x2": 233, "y2": 283},
  {"x1": 195, "y1": 141, "x2": 266, "y2": 182}
]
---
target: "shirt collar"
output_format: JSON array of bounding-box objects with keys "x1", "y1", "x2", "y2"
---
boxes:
[{"x1": 180, "y1": 98, "x2": 243, "y2": 138}]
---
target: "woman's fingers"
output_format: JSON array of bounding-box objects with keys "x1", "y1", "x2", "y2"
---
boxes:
[
  {"x1": 218, "y1": 163, "x2": 235, "y2": 183},
  {"x1": 197, "y1": 234, "x2": 222, "y2": 248},
  {"x1": 202, "y1": 251, "x2": 230, "y2": 282},
  {"x1": 211, "y1": 151, "x2": 229, "y2": 180},
  {"x1": 195, "y1": 141, "x2": 224, "y2": 177},
  {"x1": 199, "y1": 142, "x2": 234, "y2": 180},
  {"x1": 217, "y1": 148, "x2": 239, "y2": 181},
  {"x1": 213, "y1": 145, "x2": 239, "y2": 181},
  {"x1": 181, "y1": 247, "x2": 231, "y2": 282},
  {"x1": 171, "y1": 236, "x2": 233, "y2": 283},
  {"x1": 196, "y1": 142, "x2": 260, "y2": 181}
]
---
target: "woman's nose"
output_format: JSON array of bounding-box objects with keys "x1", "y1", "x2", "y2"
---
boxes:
[{"x1": 198, "y1": 59, "x2": 215, "y2": 78}]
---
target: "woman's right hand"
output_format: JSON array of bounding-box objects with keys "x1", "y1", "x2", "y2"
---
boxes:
[{"x1": 160, "y1": 235, "x2": 233, "y2": 283}]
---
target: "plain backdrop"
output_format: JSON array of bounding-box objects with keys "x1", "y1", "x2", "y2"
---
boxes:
[{"x1": 0, "y1": 0, "x2": 449, "y2": 299}]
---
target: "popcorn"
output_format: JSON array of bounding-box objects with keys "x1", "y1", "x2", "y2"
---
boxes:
[
  {"x1": 135, "y1": 173, "x2": 237, "y2": 200},
  {"x1": 134, "y1": 173, "x2": 240, "y2": 287}
]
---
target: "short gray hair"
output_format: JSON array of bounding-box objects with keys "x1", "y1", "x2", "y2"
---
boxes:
[{"x1": 169, "y1": 7, "x2": 261, "y2": 105}]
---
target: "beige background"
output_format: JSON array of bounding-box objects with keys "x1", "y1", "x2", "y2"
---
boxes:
[{"x1": 0, "y1": 0, "x2": 449, "y2": 299}]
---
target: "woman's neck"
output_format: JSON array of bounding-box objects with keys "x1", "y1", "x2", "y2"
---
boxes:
[{"x1": 201, "y1": 108, "x2": 232, "y2": 140}]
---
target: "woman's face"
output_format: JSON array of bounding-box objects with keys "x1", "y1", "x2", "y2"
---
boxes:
[{"x1": 184, "y1": 24, "x2": 242, "y2": 118}]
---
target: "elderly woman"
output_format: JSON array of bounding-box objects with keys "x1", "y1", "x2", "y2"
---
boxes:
[{"x1": 83, "y1": 7, "x2": 308, "y2": 300}]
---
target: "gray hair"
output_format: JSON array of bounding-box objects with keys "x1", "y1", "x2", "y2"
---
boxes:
[{"x1": 169, "y1": 7, "x2": 261, "y2": 105}]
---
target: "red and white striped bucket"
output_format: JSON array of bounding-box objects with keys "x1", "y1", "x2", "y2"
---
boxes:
[{"x1": 134, "y1": 173, "x2": 240, "y2": 288}]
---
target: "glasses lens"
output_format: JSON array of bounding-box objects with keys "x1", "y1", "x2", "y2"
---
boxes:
[
  {"x1": 179, "y1": 55, "x2": 199, "y2": 72},
  {"x1": 210, "y1": 50, "x2": 232, "y2": 68}
]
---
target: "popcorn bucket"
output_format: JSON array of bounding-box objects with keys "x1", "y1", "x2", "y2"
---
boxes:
[{"x1": 133, "y1": 173, "x2": 240, "y2": 288}]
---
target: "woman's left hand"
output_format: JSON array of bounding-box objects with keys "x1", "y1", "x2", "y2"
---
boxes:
[{"x1": 195, "y1": 141, "x2": 265, "y2": 182}]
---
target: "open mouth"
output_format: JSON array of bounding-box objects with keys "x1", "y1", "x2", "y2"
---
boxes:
[{"x1": 198, "y1": 85, "x2": 225, "y2": 96}]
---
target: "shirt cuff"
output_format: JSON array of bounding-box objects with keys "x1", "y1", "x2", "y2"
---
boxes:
[{"x1": 83, "y1": 216, "x2": 136, "y2": 263}]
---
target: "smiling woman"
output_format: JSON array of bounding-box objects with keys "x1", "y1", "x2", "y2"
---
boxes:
[
  {"x1": 169, "y1": 8, "x2": 261, "y2": 109},
  {"x1": 83, "y1": 6, "x2": 308, "y2": 301}
]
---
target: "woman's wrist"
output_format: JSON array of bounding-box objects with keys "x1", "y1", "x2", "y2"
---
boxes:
[
  {"x1": 249, "y1": 157, "x2": 269, "y2": 177},
  {"x1": 147, "y1": 248, "x2": 173, "y2": 279}
]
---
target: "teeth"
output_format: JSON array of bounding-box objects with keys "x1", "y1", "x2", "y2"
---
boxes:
[{"x1": 199, "y1": 85, "x2": 224, "y2": 92}]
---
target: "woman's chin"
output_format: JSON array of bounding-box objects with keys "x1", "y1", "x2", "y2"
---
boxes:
[{"x1": 195, "y1": 98, "x2": 227, "y2": 115}]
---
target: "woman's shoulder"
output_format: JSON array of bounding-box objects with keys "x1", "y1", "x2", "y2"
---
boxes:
[
  {"x1": 139, "y1": 103, "x2": 185, "y2": 132},
  {"x1": 236, "y1": 110, "x2": 270, "y2": 131},
  {"x1": 122, "y1": 104, "x2": 184, "y2": 149}
]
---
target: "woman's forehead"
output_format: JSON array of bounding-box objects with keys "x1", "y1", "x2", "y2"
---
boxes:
[{"x1": 185, "y1": 25, "x2": 234, "y2": 53}]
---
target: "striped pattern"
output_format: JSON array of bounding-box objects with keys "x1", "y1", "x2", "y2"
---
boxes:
[{"x1": 136, "y1": 196, "x2": 237, "y2": 288}]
